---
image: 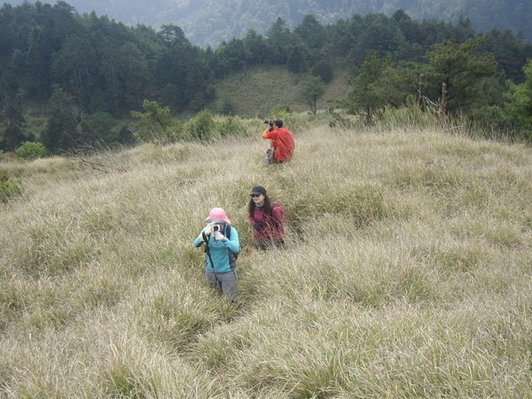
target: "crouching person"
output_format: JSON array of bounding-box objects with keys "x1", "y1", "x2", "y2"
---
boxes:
[
  {"x1": 261, "y1": 119, "x2": 295, "y2": 164},
  {"x1": 248, "y1": 186, "x2": 285, "y2": 250},
  {"x1": 193, "y1": 207, "x2": 240, "y2": 302}
]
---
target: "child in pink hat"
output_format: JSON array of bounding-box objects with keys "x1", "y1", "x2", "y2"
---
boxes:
[
  {"x1": 204, "y1": 207, "x2": 231, "y2": 224},
  {"x1": 194, "y1": 208, "x2": 240, "y2": 302}
]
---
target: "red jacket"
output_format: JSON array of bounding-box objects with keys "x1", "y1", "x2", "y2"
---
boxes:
[
  {"x1": 249, "y1": 203, "x2": 284, "y2": 242},
  {"x1": 262, "y1": 127, "x2": 294, "y2": 162}
]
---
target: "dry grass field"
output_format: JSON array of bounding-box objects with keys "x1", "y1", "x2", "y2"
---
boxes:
[{"x1": 0, "y1": 122, "x2": 530, "y2": 398}]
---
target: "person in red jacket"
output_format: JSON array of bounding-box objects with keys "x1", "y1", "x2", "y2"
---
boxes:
[
  {"x1": 262, "y1": 119, "x2": 294, "y2": 164},
  {"x1": 248, "y1": 185, "x2": 285, "y2": 249}
]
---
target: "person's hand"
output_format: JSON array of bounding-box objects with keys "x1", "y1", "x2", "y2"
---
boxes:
[
  {"x1": 203, "y1": 224, "x2": 212, "y2": 236},
  {"x1": 214, "y1": 231, "x2": 226, "y2": 241}
]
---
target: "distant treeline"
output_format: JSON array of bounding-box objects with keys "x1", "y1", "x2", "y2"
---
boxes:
[
  {"x1": 5, "y1": 0, "x2": 532, "y2": 47},
  {"x1": 1, "y1": 2, "x2": 531, "y2": 152}
]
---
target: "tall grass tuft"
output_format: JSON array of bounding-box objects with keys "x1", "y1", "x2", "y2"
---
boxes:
[{"x1": 0, "y1": 170, "x2": 21, "y2": 203}]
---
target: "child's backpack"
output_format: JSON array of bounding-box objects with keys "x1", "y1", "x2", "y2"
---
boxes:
[{"x1": 225, "y1": 225, "x2": 239, "y2": 270}]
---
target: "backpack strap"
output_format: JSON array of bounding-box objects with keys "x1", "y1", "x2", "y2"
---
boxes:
[
  {"x1": 202, "y1": 231, "x2": 216, "y2": 270},
  {"x1": 225, "y1": 225, "x2": 231, "y2": 239}
]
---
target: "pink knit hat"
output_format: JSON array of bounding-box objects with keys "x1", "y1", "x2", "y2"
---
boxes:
[{"x1": 205, "y1": 207, "x2": 231, "y2": 224}]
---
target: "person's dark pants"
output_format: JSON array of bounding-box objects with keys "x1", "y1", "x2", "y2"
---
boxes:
[
  {"x1": 265, "y1": 148, "x2": 276, "y2": 164},
  {"x1": 254, "y1": 239, "x2": 284, "y2": 250},
  {"x1": 205, "y1": 270, "x2": 237, "y2": 302}
]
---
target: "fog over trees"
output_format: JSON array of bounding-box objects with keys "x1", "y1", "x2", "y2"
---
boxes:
[{"x1": 4, "y1": 0, "x2": 532, "y2": 47}]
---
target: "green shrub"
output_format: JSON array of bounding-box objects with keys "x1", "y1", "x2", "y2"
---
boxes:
[
  {"x1": 0, "y1": 170, "x2": 21, "y2": 202},
  {"x1": 377, "y1": 103, "x2": 439, "y2": 130},
  {"x1": 328, "y1": 108, "x2": 356, "y2": 129},
  {"x1": 215, "y1": 116, "x2": 248, "y2": 137},
  {"x1": 0, "y1": 150, "x2": 4, "y2": 162},
  {"x1": 185, "y1": 110, "x2": 217, "y2": 141},
  {"x1": 131, "y1": 100, "x2": 184, "y2": 144},
  {"x1": 15, "y1": 141, "x2": 47, "y2": 160}
]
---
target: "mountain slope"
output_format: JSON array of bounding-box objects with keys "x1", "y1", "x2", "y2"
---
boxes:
[
  {"x1": 4, "y1": 0, "x2": 532, "y2": 46},
  {"x1": 209, "y1": 66, "x2": 351, "y2": 117}
]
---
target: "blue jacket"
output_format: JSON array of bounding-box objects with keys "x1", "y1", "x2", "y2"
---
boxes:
[{"x1": 193, "y1": 225, "x2": 240, "y2": 273}]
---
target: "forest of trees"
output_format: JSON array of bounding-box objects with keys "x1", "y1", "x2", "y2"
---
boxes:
[
  {"x1": 5, "y1": 0, "x2": 532, "y2": 47},
  {"x1": 1, "y1": 1, "x2": 531, "y2": 153}
]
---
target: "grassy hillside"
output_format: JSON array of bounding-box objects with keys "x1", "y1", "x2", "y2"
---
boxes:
[
  {"x1": 0, "y1": 121, "x2": 530, "y2": 397},
  {"x1": 210, "y1": 66, "x2": 351, "y2": 117}
]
